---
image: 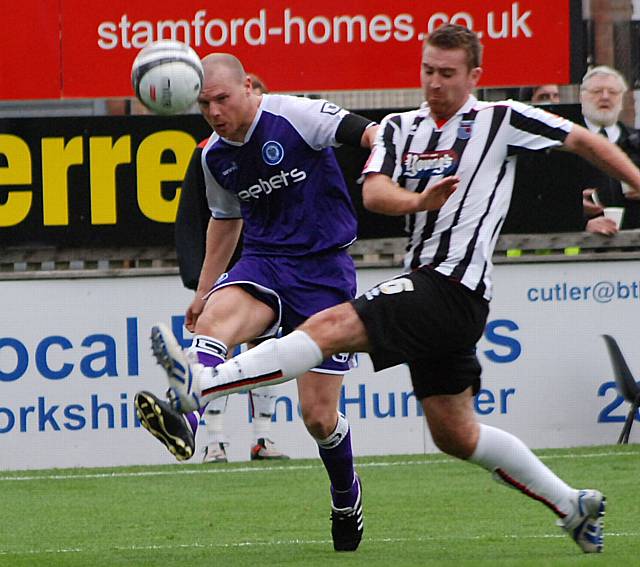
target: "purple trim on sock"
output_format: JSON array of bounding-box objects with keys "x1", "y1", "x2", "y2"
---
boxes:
[
  {"x1": 197, "y1": 351, "x2": 225, "y2": 367},
  {"x1": 318, "y1": 427, "x2": 356, "y2": 508},
  {"x1": 185, "y1": 411, "x2": 200, "y2": 435}
]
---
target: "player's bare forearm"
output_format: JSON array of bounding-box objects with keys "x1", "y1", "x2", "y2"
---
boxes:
[
  {"x1": 360, "y1": 124, "x2": 379, "y2": 149},
  {"x1": 564, "y1": 125, "x2": 640, "y2": 197},
  {"x1": 363, "y1": 174, "x2": 459, "y2": 215},
  {"x1": 195, "y1": 218, "x2": 242, "y2": 296}
]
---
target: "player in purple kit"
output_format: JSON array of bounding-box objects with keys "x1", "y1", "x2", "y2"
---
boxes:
[{"x1": 134, "y1": 53, "x2": 376, "y2": 552}]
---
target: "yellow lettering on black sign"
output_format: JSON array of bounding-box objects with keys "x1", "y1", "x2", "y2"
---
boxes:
[
  {"x1": 89, "y1": 136, "x2": 132, "y2": 224},
  {"x1": 137, "y1": 131, "x2": 195, "y2": 223},
  {"x1": 0, "y1": 134, "x2": 32, "y2": 228},
  {"x1": 41, "y1": 136, "x2": 83, "y2": 226}
]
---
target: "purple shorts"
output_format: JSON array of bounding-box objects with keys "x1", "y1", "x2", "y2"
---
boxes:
[{"x1": 210, "y1": 250, "x2": 356, "y2": 374}]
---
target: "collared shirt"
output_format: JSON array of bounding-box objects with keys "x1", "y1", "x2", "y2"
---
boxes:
[
  {"x1": 364, "y1": 95, "x2": 572, "y2": 300},
  {"x1": 584, "y1": 117, "x2": 621, "y2": 143}
]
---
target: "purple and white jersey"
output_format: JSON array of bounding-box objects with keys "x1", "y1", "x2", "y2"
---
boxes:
[{"x1": 201, "y1": 94, "x2": 357, "y2": 256}]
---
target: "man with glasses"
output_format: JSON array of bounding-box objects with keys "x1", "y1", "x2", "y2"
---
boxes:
[{"x1": 580, "y1": 66, "x2": 640, "y2": 233}]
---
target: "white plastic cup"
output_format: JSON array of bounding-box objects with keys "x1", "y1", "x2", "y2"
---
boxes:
[{"x1": 603, "y1": 207, "x2": 624, "y2": 229}]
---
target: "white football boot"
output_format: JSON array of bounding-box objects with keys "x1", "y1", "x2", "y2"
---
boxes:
[{"x1": 150, "y1": 323, "x2": 202, "y2": 413}]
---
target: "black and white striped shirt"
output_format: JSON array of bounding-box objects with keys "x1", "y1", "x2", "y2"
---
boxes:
[{"x1": 363, "y1": 95, "x2": 572, "y2": 300}]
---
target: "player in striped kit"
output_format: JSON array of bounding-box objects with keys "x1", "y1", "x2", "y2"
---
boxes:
[
  {"x1": 135, "y1": 52, "x2": 376, "y2": 552},
  {"x1": 151, "y1": 25, "x2": 640, "y2": 554}
]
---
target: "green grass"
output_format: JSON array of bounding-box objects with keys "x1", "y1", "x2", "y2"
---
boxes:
[{"x1": 2, "y1": 445, "x2": 639, "y2": 566}]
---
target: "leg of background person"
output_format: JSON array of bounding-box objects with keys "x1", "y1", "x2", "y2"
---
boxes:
[
  {"x1": 297, "y1": 372, "x2": 359, "y2": 508},
  {"x1": 249, "y1": 387, "x2": 289, "y2": 460},
  {"x1": 422, "y1": 388, "x2": 577, "y2": 518},
  {"x1": 202, "y1": 396, "x2": 229, "y2": 463}
]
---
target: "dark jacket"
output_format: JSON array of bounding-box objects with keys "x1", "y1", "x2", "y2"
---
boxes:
[{"x1": 578, "y1": 120, "x2": 640, "y2": 229}]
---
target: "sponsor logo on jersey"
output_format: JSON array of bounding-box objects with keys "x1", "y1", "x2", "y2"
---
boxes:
[
  {"x1": 237, "y1": 168, "x2": 307, "y2": 201},
  {"x1": 402, "y1": 149, "x2": 458, "y2": 179},
  {"x1": 222, "y1": 162, "x2": 238, "y2": 176},
  {"x1": 320, "y1": 101, "x2": 342, "y2": 115},
  {"x1": 261, "y1": 141, "x2": 284, "y2": 165}
]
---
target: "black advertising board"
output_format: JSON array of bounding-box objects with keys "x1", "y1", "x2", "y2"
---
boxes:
[
  {"x1": 0, "y1": 111, "x2": 405, "y2": 249},
  {"x1": 0, "y1": 115, "x2": 211, "y2": 248}
]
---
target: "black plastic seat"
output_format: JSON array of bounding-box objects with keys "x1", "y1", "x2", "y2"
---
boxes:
[{"x1": 602, "y1": 335, "x2": 640, "y2": 444}]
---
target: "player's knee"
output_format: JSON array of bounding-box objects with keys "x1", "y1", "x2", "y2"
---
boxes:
[
  {"x1": 300, "y1": 402, "x2": 335, "y2": 439},
  {"x1": 300, "y1": 303, "x2": 360, "y2": 352}
]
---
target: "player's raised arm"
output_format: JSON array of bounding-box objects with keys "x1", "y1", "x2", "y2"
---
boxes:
[{"x1": 563, "y1": 123, "x2": 640, "y2": 198}]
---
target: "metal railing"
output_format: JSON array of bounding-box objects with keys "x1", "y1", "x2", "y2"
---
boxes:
[{"x1": 2, "y1": 230, "x2": 640, "y2": 281}]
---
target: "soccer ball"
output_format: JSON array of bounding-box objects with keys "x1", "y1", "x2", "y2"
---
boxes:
[{"x1": 131, "y1": 40, "x2": 204, "y2": 115}]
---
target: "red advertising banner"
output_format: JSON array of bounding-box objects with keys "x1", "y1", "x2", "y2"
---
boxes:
[
  {"x1": 1, "y1": 1, "x2": 572, "y2": 100},
  {"x1": 0, "y1": 0, "x2": 61, "y2": 100}
]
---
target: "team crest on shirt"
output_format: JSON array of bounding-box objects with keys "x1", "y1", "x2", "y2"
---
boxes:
[
  {"x1": 402, "y1": 149, "x2": 458, "y2": 179},
  {"x1": 262, "y1": 141, "x2": 284, "y2": 165},
  {"x1": 457, "y1": 119, "x2": 474, "y2": 140}
]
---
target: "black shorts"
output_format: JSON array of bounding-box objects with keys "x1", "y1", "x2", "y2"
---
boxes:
[{"x1": 351, "y1": 267, "x2": 489, "y2": 399}]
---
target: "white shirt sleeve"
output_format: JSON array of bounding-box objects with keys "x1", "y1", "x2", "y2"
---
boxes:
[
  {"x1": 507, "y1": 100, "x2": 573, "y2": 152},
  {"x1": 200, "y1": 143, "x2": 242, "y2": 219},
  {"x1": 264, "y1": 94, "x2": 350, "y2": 150},
  {"x1": 362, "y1": 112, "x2": 407, "y2": 181}
]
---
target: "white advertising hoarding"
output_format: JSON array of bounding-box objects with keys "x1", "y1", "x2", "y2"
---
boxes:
[{"x1": 0, "y1": 260, "x2": 638, "y2": 470}]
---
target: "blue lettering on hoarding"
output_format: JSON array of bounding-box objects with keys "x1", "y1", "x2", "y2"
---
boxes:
[
  {"x1": 80, "y1": 334, "x2": 118, "y2": 378},
  {"x1": 172, "y1": 315, "x2": 191, "y2": 348},
  {"x1": 597, "y1": 381, "x2": 639, "y2": 423},
  {"x1": 474, "y1": 388, "x2": 516, "y2": 415},
  {"x1": 483, "y1": 319, "x2": 521, "y2": 363},
  {"x1": 0, "y1": 338, "x2": 28, "y2": 382},
  {"x1": 0, "y1": 382, "x2": 517, "y2": 435},
  {"x1": 0, "y1": 408, "x2": 15, "y2": 433},
  {"x1": 373, "y1": 392, "x2": 396, "y2": 418},
  {"x1": 36, "y1": 336, "x2": 73, "y2": 380},
  {"x1": 126, "y1": 317, "x2": 139, "y2": 375},
  {"x1": 63, "y1": 405, "x2": 86, "y2": 430},
  {"x1": 340, "y1": 384, "x2": 367, "y2": 418},
  {"x1": 0, "y1": 394, "x2": 143, "y2": 434},
  {"x1": 0, "y1": 317, "x2": 142, "y2": 382},
  {"x1": 38, "y1": 396, "x2": 60, "y2": 431}
]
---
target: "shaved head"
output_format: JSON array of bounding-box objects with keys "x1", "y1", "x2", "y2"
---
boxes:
[
  {"x1": 201, "y1": 53, "x2": 247, "y2": 84},
  {"x1": 197, "y1": 53, "x2": 260, "y2": 142}
]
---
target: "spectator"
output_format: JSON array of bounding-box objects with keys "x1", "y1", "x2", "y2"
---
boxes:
[
  {"x1": 578, "y1": 66, "x2": 640, "y2": 234},
  {"x1": 518, "y1": 84, "x2": 561, "y2": 105}
]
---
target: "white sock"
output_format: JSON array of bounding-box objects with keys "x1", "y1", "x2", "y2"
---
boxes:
[
  {"x1": 250, "y1": 387, "x2": 278, "y2": 417},
  {"x1": 197, "y1": 331, "x2": 323, "y2": 404},
  {"x1": 204, "y1": 409, "x2": 226, "y2": 444},
  {"x1": 252, "y1": 415, "x2": 272, "y2": 441},
  {"x1": 469, "y1": 424, "x2": 577, "y2": 519},
  {"x1": 316, "y1": 413, "x2": 349, "y2": 449}
]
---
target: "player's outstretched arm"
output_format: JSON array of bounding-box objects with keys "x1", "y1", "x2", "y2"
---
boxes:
[
  {"x1": 363, "y1": 174, "x2": 459, "y2": 215},
  {"x1": 563, "y1": 124, "x2": 640, "y2": 199}
]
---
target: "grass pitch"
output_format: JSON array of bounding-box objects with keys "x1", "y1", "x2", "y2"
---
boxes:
[{"x1": 1, "y1": 445, "x2": 639, "y2": 566}]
